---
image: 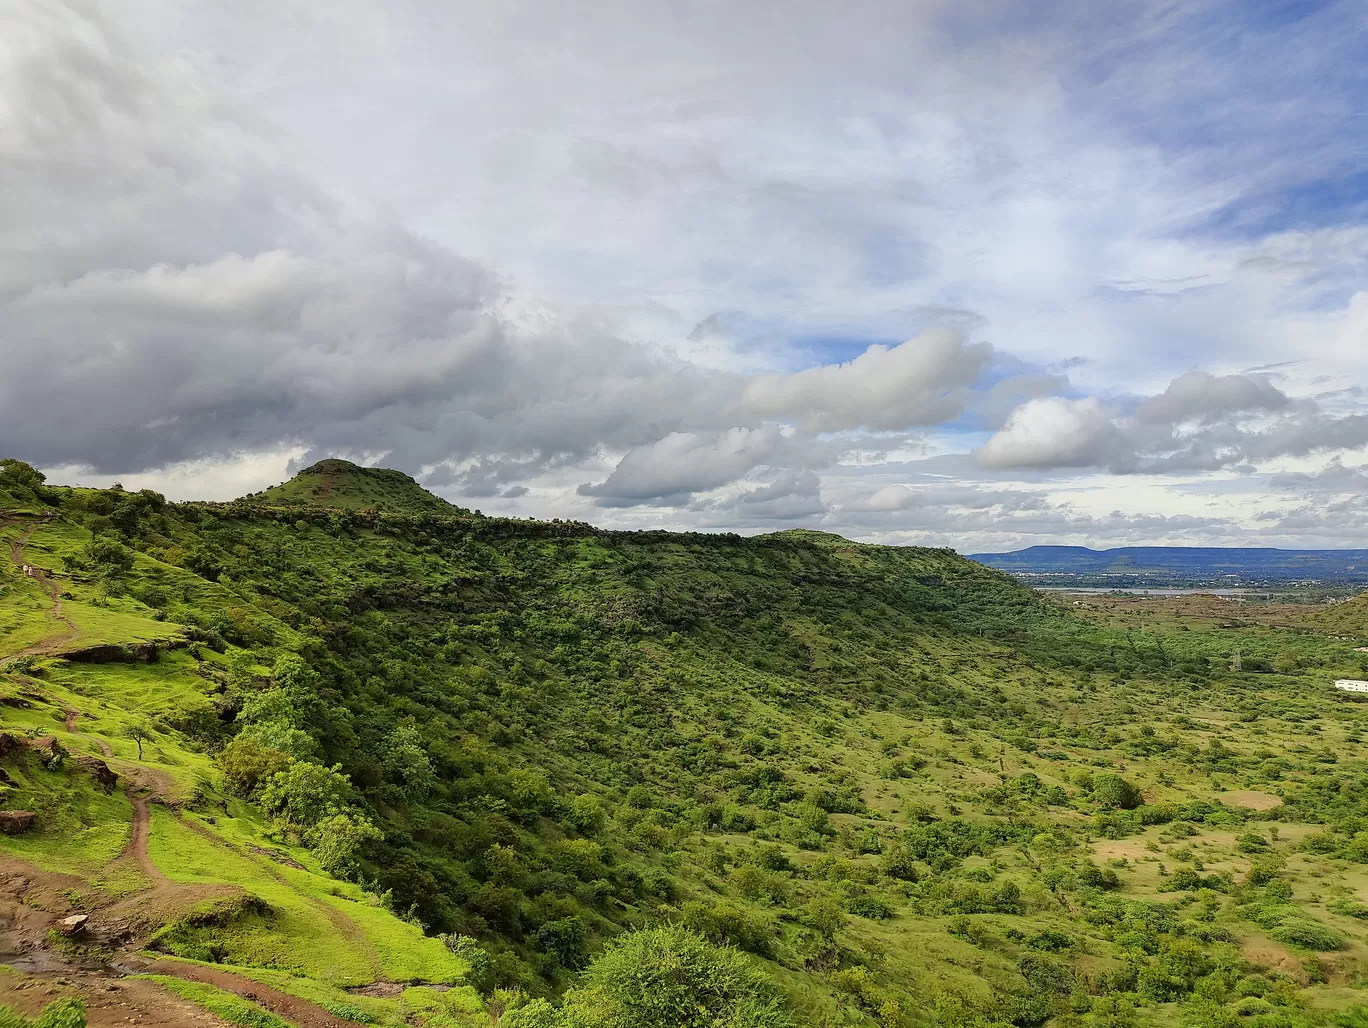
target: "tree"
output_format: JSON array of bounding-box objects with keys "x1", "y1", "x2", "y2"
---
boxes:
[
  {"x1": 260, "y1": 760, "x2": 353, "y2": 829},
  {"x1": 559, "y1": 926, "x2": 793, "y2": 1028},
  {"x1": 309, "y1": 810, "x2": 382, "y2": 876},
  {"x1": 218, "y1": 736, "x2": 291, "y2": 797},
  {"x1": 81, "y1": 537, "x2": 134, "y2": 578},
  {"x1": 381, "y1": 724, "x2": 435, "y2": 799},
  {"x1": 803, "y1": 897, "x2": 847, "y2": 942},
  {"x1": 123, "y1": 717, "x2": 155, "y2": 761},
  {"x1": 1092, "y1": 773, "x2": 1143, "y2": 811},
  {"x1": 0, "y1": 459, "x2": 45, "y2": 491}
]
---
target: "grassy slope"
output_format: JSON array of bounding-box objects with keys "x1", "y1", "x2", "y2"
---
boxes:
[
  {"x1": 243, "y1": 459, "x2": 464, "y2": 515},
  {"x1": 5, "y1": 463, "x2": 1368, "y2": 1026}
]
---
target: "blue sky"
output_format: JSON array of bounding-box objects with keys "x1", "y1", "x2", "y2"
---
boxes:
[{"x1": 5, "y1": 0, "x2": 1368, "y2": 549}]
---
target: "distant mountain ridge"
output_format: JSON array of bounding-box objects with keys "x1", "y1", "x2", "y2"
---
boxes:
[{"x1": 970, "y1": 544, "x2": 1368, "y2": 584}]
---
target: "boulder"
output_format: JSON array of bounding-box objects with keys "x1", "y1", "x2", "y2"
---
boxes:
[
  {"x1": 56, "y1": 914, "x2": 88, "y2": 936},
  {"x1": 75, "y1": 756, "x2": 119, "y2": 793},
  {"x1": 0, "y1": 811, "x2": 36, "y2": 835},
  {"x1": 32, "y1": 738, "x2": 65, "y2": 766}
]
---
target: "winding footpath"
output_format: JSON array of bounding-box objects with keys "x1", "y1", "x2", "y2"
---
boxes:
[
  {"x1": 1, "y1": 516, "x2": 79, "y2": 658},
  {"x1": 8, "y1": 710, "x2": 361, "y2": 1026}
]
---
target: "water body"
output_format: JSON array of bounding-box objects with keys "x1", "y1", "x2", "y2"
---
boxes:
[{"x1": 1035, "y1": 586, "x2": 1262, "y2": 596}]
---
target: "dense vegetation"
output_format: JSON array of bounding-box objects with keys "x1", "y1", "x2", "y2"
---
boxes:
[{"x1": 5, "y1": 456, "x2": 1368, "y2": 1027}]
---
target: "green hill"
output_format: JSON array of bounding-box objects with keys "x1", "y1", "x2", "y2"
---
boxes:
[
  {"x1": 5, "y1": 455, "x2": 1368, "y2": 1027},
  {"x1": 244, "y1": 458, "x2": 465, "y2": 515},
  {"x1": 1307, "y1": 593, "x2": 1368, "y2": 642}
]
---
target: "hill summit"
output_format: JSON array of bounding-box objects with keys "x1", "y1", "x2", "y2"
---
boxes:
[{"x1": 242, "y1": 458, "x2": 462, "y2": 514}]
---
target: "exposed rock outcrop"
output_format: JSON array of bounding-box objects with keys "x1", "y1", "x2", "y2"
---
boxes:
[{"x1": 0, "y1": 810, "x2": 36, "y2": 834}]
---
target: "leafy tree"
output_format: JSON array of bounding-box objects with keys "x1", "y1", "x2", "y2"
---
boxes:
[
  {"x1": 534, "y1": 915, "x2": 587, "y2": 968},
  {"x1": 381, "y1": 724, "x2": 435, "y2": 799},
  {"x1": 310, "y1": 810, "x2": 382, "y2": 876},
  {"x1": 0, "y1": 458, "x2": 45, "y2": 490},
  {"x1": 1092, "y1": 773, "x2": 1143, "y2": 811},
  {"x1": 81, "y1": 537, "x2": 135, "y2": 578},
  {"x1": 566, "y1": 793, "x2": 606, "y2": 834},
  {"x1": 260, "y1": 761, "x2": 353, "y2": 829},
  {"x1": 803, "y1": 897, "x2": 847, "y2": 942},
  {"x1": 123, "y1": 716, "x2": 155, "y2": 760},
  {"x1": 218, "y1": 736, "x2": 292, "y2": 796}
]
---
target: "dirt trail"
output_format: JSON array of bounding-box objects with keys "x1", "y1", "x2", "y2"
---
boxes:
[
  {"x1": 2, "y1": 518, "x2": 80, "y2": 658},
  {"x1": 122, "y1": 789, "x2": 171, "y2": 887},
  {"x1": 175, "y1": 812, "x2": 384, "y2": 979},
  {"x1": 135, "y1": 958, "x2": 356, "y2": 1028},
  {"x1": 63, "y1": 707, "x2": 113, "y2": 756},
  {"x1": 0, "y1": 789, "x2": 349, "y2": 1026},
  {"x1": 0, "y1": 968, "x2": 238, "y2": 1027}
]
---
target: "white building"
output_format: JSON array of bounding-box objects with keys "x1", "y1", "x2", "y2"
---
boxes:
[{"x1": 1335, "y1": 679, "x2": 1368, "y2": 693}]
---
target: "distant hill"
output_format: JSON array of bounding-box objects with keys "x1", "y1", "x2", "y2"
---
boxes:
[
  {"x1": 241, "y1": 458, "x2": 464, "y2": 515},
  {"x1": 969, "y1": 544, "x2": 1368, "y2": 584},
  {"x1": 1308, "y1": 592, "x2": 1368, "y2": 636}
]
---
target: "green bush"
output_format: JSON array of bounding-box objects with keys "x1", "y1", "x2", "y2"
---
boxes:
[
  {"x1": 1092, "y1": 774, "x2": 1143, "y2": 811},
  {"x1": 1271, "y1": 919, "x2": 1347, "y2": 952},
  {"x1": 0, "y1": 998, "x2": 88, "y2": 1028},
  {"x1": 559, "y1": 926, "x2": 794, "y2": 1028}
]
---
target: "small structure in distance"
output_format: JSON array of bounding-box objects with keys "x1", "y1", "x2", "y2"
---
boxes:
[{"x1": 1335, "y1": 679, "x2": 1368, "y2": 693}]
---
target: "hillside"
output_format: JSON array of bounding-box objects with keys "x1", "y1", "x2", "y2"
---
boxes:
[
  {"x1": 5, "y1": 456, "x2": 1368, "y2": 1026},
  {"x1": 243, "y1": 459, "x2": 467, "y2": 516}
]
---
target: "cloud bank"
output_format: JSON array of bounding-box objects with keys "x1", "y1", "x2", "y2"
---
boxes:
[{"x1": 5, "y1": 0, "x2": 1368, "y2": 551}]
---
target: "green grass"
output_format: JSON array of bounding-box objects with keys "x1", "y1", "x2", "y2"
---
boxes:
[
  {"x1": 146, "y1": 807, "x2": 376, "y2": 984},
  {"x1": 0, "y1": 750, "x2": 132, "y2": 877},
  {"x1": 318, "y1": 894, "x2": 466, "y2": 984},
  {"x1": 156, "y1": 959, "x2": 411, "y2": 1025},
  {"x1": 134, "y1": 975, "x2": 293, "y2": 1028}
]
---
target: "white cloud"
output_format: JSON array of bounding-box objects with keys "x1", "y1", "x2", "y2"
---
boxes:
[
  {"x1": 6, "y1": 0, "x2": 1368, "y2": 549},
  {"x1": 978, "y1": 397, "x2": 1124, "y2": 470},
  {"x1": 741, "y1": 329, "x2": 992, "y2": 431},
  {"x1": 578, "y1": 425, "x2": 788, "y2": 503}
]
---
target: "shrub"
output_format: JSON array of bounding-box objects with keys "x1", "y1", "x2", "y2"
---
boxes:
[
  {"x1": 218, "y1": 736, "x2": 291, "y2": 797},
  {"x1": 681, "y1": 901, "x2": 772, "y2": 956},
  {"x1": 559, "y1": 926, "x2": 794, "y2": 1028},
  {"x1": 845, "y1": 893, "x2": 893, "y2": 920},
  {"x1": 1017, "y1": 953, "x2": 1073, "y2": 996},
  {"x1": 1271, "y1": 919, "x2": 1347, "y2": 952},
  {"x1": 1092, "y1": 774, "x2": 1143, "y2": 811},
  {"x1": 0, "y1": 998, "x2": 87, "y2": 1028}
]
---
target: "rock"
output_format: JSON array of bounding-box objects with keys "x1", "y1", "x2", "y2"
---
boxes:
[
  {"x1": 74, "y1": 756, "x2": 119, "y2": 793},
  {"x1": 0, "y1": 810, "x2": 36, "y2": 835},
  {"x1": 56, "y1": 914, "x2": 88, "y2": 936},
  {"x1": 32, "y1": 738, "x2": 65, "y2": 767},
  {"x1": 0, "y1": 733, "x2": 20, "y2": 758}
]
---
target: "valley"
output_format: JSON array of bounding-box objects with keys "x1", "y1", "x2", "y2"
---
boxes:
[{"x1": 3, "y1": 457, "x2": 1368, "y2": 1027}]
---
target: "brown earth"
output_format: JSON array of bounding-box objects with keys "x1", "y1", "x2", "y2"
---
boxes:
[
  {"x1": 0, "y1": 969, "x2": 236, "y2": 1027},
  {"x1": 1221, "y1": 790, "x2": 1283, "y2": 811}
]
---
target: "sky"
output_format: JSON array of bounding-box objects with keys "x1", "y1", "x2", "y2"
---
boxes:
[{"x1": 3, "y1": 0, "x2": 1367, "y2": 552}]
